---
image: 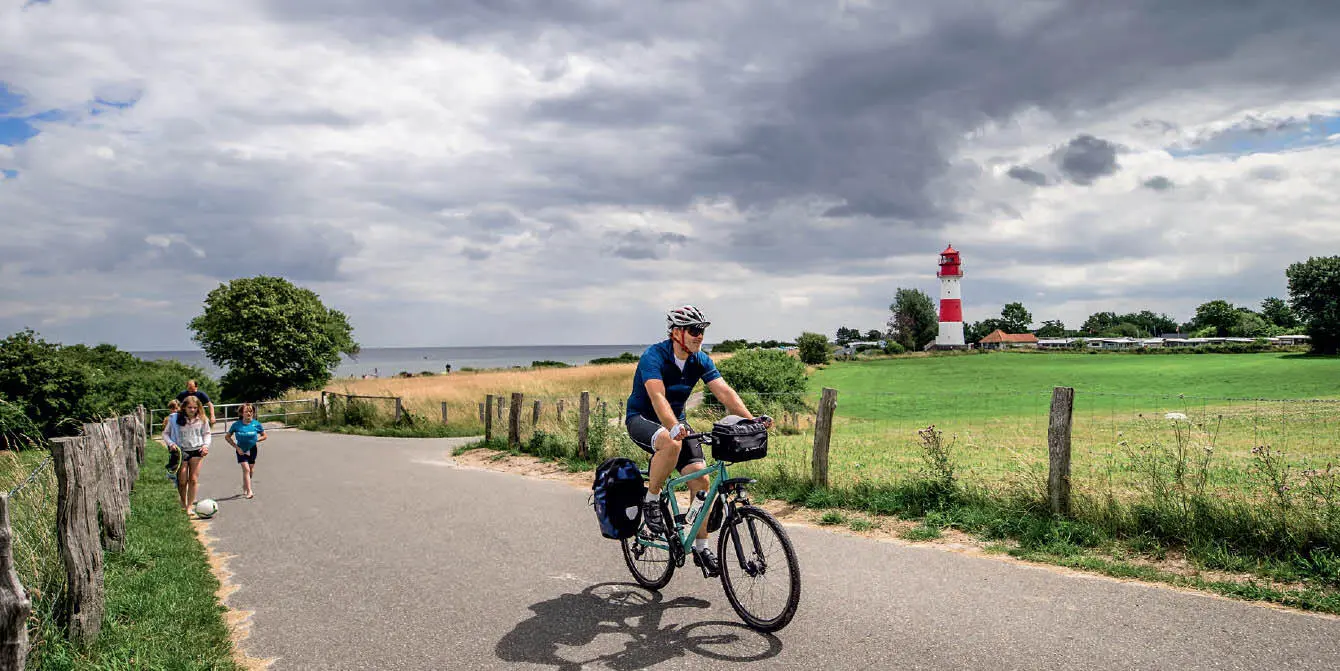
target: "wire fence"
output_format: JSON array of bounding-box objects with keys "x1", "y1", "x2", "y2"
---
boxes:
[{"x1": 2, "y1": 447, "x2": 65, "y2": 660}]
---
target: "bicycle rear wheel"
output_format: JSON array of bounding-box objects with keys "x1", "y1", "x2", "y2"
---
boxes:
[
  {"x1": 622, "y1": 529, "x2": 675, "y2": 589},
  {"x1": 717, "y1": 505, "x2": 800, "y2": 632}
]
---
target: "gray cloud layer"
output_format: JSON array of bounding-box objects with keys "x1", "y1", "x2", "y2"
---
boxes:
[{"x1": 5, "y1": 1, "x2": 1340, "y2": 347}]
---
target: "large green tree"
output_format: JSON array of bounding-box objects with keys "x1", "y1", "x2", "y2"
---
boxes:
[
  {"x1": 834, "y1": 326, "x2": 861, "y2": 345},
  {"x1": 1287, "y1": 256, "x2": 1340, "y2": 354},
  {"x1": 1192, "y1": 300, "x2": 1240, "y2": 337},
  {"x1": 887, "y1": 288, "x2": 939, "y2": 351},
  {"x1": 999, "y1": 302, "x2": 1033, "y2": 333},
  {"x1": 1034, "y1": 320, "x2": 1067, "y2": 338},
  {"x1": 189, "y1": 276, "x2": 360, "y2": 401},
  {"x1": 1260, "y1": 297, "x2": 1299, "y2": 329},
  {"x1": 1082, "y1": 311, "x2": 1119, "y2": 335},
  {"x1": 795, "y1": 332, "x2": 831, "y2": 365}
]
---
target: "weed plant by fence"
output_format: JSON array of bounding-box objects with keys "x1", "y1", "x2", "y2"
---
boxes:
[{"x1": 0, "y1": 409, "x2": 148, "y2": 669}]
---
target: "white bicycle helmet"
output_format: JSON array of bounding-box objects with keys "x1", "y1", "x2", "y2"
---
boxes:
[{"x1": 666, "y1": 304, "x2": 710, "y2": 330}]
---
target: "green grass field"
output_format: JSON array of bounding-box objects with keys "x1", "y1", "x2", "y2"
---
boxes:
[
  {"x1": 809, "y1": 351, "x2": 1340, "y2": 420},
  {"x1": 756, "y1": 352, "x2": 1340, "y2": 489}
]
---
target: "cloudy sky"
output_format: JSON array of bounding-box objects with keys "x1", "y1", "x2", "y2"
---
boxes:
[{"x1": 2, "y1": 0, "x2": 1339, "y2": 350}]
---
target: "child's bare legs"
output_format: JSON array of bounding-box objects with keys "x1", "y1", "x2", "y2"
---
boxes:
[
  {"x1": 184, "y1": 458, "x2": 202, "y2": 510},
  {"x1": 241, "y1": 462, "x2": 253, "y2": 498},
  {"x1": 178, "y1": 461, "x2": 190, "y2": 509}
]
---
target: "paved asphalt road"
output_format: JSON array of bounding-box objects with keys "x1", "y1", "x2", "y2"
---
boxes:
[{"x1": 194, "y1": 430, "x2": 1340, "y2": 670}]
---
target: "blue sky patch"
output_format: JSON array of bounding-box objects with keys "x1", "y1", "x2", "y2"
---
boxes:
[
  {"x1": 0, "y1": 80, "x2": 134, "y2": 145},
  {"x1": 1169, "y1": 114, "x2": 1340, "y2": 157},
  {"x1": 1, "y1": 170, "x2": 16, "y2": 180}
]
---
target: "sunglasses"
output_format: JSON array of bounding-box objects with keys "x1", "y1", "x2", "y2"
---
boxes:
[{"x1": 685, "y1": 324, "x2": 707, "y2": 337}]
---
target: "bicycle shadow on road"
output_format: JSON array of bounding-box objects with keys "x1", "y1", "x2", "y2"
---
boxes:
[{"x1": 496, "y1": 582, "x2": 782, "y2": 670}]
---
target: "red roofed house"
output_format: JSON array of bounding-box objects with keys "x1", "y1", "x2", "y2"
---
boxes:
[{"x1": 978, "y1": 329, "x2": 1039, "y2": 350}]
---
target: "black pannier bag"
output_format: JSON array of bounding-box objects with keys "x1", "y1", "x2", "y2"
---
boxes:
[
  {"x1": 710, "y1": 417, "x2": 769, "y2": 463},
  {"x1": 591, "y1": 457, "x2": 646, "y2": 539}
]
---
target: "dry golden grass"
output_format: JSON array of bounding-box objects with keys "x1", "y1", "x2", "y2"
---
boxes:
[{"x1": 303, "y1": 363, "x2": 639, "y2": 434}]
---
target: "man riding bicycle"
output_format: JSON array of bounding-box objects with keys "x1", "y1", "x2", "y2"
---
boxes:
[{"x1": 625, "y1": 305, "x2": 773, "y2": 577}]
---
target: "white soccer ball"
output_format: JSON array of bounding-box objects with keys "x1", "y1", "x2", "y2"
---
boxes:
[{"x1": 194, "y1": 499, "x2": 219, "y2": 518}]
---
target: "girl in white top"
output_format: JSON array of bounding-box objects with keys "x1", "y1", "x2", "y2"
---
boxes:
[{"x1": 163, "y1": 395, "x2": 211, "y2": 514}]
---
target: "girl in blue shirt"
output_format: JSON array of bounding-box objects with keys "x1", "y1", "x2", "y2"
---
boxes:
[{"x1": 226, "y1": 403, "x2": 267, "y2": 499}]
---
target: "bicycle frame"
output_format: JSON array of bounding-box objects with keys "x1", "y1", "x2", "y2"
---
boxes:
[{"x1": 637, "y1": 460, "x2": 728, "y2": 555}]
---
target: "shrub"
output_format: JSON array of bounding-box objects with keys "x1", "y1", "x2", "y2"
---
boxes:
[
  {"x1": 795, "y1": 332, "x2": 831, "y2": 365},
  {"x1": 709, "y1": 339, "x2": 748, "y2": 353},
  {"x1": 706, "y1": 348, "x2": 808, "y2": 415},
  {"x1": 531, "y1": 360, "x2": 570, "y2": 368},
  {"x1": 0, "y1": 331, "x2": 217, "y2": 440},
  {"x1": 590, "y1": 352, "x2": 639, "y2": 365},
  {"x1": 883, "y1": 341, "x2": 906, "y2": 355}
]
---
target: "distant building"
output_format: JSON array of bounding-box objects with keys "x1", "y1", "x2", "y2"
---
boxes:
[{"x1": 978, "y1": 329, "x2": 1039, "y2": 350}]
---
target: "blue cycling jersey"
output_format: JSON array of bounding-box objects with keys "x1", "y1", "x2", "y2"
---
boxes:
[{"x1": 625, "y1": 339, "x2": 722, "y2": 422}]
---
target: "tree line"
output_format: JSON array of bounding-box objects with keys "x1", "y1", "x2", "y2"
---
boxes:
[{"x1": 849, "y1": 256, "x2": 1340, "y2": 355}]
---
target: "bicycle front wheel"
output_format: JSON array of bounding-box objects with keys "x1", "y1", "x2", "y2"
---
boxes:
[{"x1": 717, "y1": 505, "x2": 801, "y2": 632}]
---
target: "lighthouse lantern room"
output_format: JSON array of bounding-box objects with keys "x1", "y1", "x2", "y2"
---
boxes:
[{"x1": 934, "y1": 244, "x2": 966, "y2": 349}]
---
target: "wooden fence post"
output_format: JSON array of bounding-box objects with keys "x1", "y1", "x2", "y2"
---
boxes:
[
  {"x1": 532, "y1": 400, "x2": 541, "y2": 426},
  {"x1": 0, "y1": 494, "x2": 31, "y2": 669},
  {"x1": 89, "y1": 421, "x2": 128, "y2": 553},
  {"x1": 497, "y1": 398, "x2": 505, "y2": 421},
  {"x1": 394, "y1": 397, "x2": 404, "y2": 424},
  {"x1": 136, "y1": 405, "x2": 148, "y2": 466},
  {"x1": 51, "y1": 435, "x2": 104, "y2": 645},
  {"x1": 441, "y1": 402, "x2": 449, "y2": 425},
  {"x1": 508, "y1": 393, "x2": 523, "y2": 449},
  {"x1": 557, "y1": 399, "x2": 565, "y2": 421},
  {"x1": 119, "y1": 415, "x2": 140, "y2": 491},
  {"x1": 484, "y1": 395, "x2": 494, "y2": 442},
  {"x1": 478, "y1": 402, "x2": 485, "y2": 423},
  {"x1": 811, "y1": 388, "x2": 838, "y2": 488},
  {"x1": 1048, "y1": 386, "x2": 1075, "y2": 516},
  {"x1": 578, "y1": 391, "x2": 590, "y2": 459}
]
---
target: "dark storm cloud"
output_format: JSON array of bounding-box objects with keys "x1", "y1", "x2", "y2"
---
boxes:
[
  {"x1": 609, "y1": 230, "x2": 690, "y2": 260},
  {"x1": 251, "y1": 0, "x2": 1340, "y2": 275},
  {"x1": 1143, "y1": 176, "x2": 1175, "y2": 191},
  {"x1": 1007, "y1": 166, "x2": 1051, "y2": 186},
  {"x1": 525, "y1": 86, "x2": 688, "y2": 128},
  {"x1": 1051, "y1": 134, "x2": 1120, "y2": 185}
]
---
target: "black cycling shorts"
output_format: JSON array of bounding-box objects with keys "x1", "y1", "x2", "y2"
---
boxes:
[{"x1": 625, "y1": 414, "x2": 705, "y2": 472}]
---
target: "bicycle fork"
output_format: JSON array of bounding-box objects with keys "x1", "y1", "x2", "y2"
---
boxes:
[{"x1": 723, "y1": 498, "x2": 768, "y2": 578}]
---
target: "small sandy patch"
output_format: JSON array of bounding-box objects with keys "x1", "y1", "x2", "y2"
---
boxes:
[{"x1": 191, "y1": 518, "x2": 280, "y2": 670}]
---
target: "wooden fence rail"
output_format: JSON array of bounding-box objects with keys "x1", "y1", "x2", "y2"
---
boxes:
[{"x1": 0, "y1": 407, "x2": 147, "y2": 664}]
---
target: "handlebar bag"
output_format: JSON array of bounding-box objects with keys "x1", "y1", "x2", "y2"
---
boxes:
[{"x1": 710, "y1": 418, "x2": 769, "y2": 463}]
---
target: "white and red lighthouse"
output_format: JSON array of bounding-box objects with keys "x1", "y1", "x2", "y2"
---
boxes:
[{"x1": 934, "y1": 244, "x2": 966, "y2": 349}]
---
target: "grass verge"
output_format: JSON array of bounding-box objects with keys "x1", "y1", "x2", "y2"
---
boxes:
[
  {"x1": 28, "y1": 442, "x2": 240, "y2": 670},
  {"x1": 458, "y1": 437, "x2": 1340, "y2": 616}
]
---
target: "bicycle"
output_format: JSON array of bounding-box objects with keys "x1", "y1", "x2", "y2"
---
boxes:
[{"x1": 620, "y1": 430, "x2": 801, "y2": 632}]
